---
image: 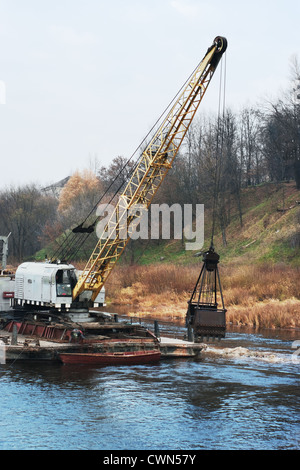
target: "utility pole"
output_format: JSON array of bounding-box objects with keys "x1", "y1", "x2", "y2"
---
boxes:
[{"x1": 0, "y1": 233, "x2": 11, "y2": 272}]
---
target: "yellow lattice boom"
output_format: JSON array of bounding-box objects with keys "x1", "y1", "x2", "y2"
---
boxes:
[{"x1": 73, "y1": 36, "x2": 227, "y2": 302}]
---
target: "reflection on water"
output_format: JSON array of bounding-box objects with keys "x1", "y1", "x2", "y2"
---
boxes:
[{"x1": 0, "y1": 316, "x2": 299, "y2": 450}]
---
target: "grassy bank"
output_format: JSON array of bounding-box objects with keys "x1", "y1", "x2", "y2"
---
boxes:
[
  {"x1": 115, "y1": 182, "x2": 300, "y2": 268},
  {"x1": 105, "y1": 262, "x2": 300, "y2": 329}
]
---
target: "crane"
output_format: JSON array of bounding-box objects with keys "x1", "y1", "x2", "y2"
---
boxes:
[
  {"x1": 73, "y1": 36, "x2": 227, "y2": 303},
  {"x1": 12, "y1": 36, "x2": 227, "y2": 314}
]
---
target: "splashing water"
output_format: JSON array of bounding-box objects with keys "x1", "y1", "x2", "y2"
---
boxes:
[{"x1": 202, "y1": 344, "x2": 295, "y2": 364}]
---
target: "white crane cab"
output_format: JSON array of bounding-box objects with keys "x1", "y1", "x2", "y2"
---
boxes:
[
  {"x1": 12, "y1": 262, "x2": 106, "y2": 313},
  {"x1": 13, "y1": 262, "x2": 76, "y2": 311}
]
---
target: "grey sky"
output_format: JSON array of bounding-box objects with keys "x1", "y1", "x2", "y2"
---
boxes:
[{"x1": 0, "y1": 0, "x2": 299, "y2": 189}]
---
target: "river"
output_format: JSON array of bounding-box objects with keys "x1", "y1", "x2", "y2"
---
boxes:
[{"x1": 0, "y1": 317, "x2": 299, "y2": 451}]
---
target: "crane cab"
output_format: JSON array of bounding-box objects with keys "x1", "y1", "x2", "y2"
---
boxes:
[{"x1": 13, "y1": 262, "x2": 77, "y2": 311}]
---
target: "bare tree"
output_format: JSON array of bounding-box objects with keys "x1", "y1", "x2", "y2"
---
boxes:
[
  {"x1": 0, "y1": 185, "x2": 57, "y2": 262},
  {"x1": 240, "y1": 107, "x2": 265, "y2": 186}
]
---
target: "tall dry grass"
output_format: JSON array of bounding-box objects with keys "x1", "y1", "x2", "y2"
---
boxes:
[
  {"x1": 105, "y1": 263, "x2": 300, "y2": 329},
  {"x1": 227, "y1": 299, "x2": 300, "y2": 329},
  {"x1": 222, "y1": 263, "x2": 300, "y2": 303}
]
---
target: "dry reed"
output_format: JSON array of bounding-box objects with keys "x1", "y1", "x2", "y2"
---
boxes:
[{"x1": 105, "y1": 262, "x2": 300, "y2": 329}]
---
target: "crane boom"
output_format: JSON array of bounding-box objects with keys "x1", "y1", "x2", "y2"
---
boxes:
[{"x1": 73, "y1": 36, "x2": 227, "y2": 302}]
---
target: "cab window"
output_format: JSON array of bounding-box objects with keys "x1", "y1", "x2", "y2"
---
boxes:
[{"x1": 56, "y1": 269, "x2": 75, "y2": 297}]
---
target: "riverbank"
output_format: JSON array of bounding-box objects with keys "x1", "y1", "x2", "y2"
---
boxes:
[{"x1": 105, "y1": 263, "x2": 300, "y2": 329}]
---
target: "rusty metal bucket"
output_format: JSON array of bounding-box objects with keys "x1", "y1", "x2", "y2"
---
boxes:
[
  {"x1": 186, "y1": 246, "x2": 226, "y2": 341},
  {"x1": 187, "y1": 304, "x2": 226, "y2": 340}
]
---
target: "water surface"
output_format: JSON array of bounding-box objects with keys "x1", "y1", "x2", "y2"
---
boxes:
[{"x1": 0, "y1": 323, "x2": 299, "y2": 450}]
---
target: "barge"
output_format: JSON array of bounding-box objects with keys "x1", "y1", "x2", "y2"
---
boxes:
[
  {"x1": 0, "y1": 312, "x2": 204, "y2": 364},
  {"x1": 0, "y1": 254, "x2": 204, "y2": 366}
]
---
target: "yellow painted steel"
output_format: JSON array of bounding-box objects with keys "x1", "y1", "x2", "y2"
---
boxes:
[{"x1": 73, "y1": 36, "x2": 227, "y2": 302}]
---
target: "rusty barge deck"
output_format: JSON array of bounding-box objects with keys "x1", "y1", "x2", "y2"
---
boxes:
[{"x1": 0, "y1": 317, "x2": 204, "y2": 363}]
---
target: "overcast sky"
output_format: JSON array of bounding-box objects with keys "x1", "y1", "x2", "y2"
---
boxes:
[{"x1": 0, "y1": 0, "x2": 299, "y2": 189}]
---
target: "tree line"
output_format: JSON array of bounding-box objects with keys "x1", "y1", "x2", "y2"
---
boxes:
[{"x1": 1, "y1": 65, "x2": 300, "y2": 264}]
